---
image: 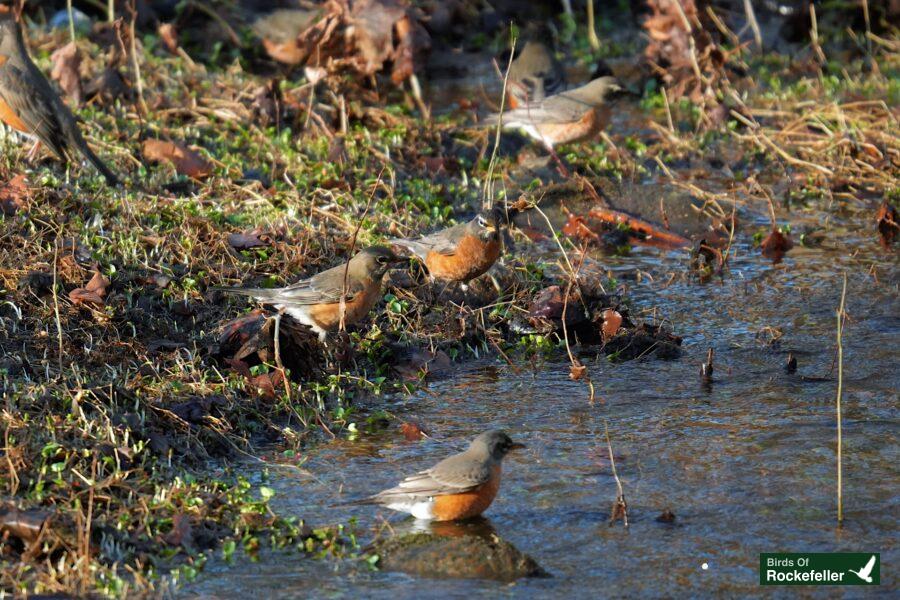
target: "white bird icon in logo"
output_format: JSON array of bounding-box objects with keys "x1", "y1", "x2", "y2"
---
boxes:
[{"x1": 848, "y1": 555, "x2": 877, "y2": 583}]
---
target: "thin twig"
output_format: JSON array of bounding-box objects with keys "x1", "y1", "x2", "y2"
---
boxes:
[
  {"x1": 483, "y1": 31, "x2": 516, "y2": 210},
  {"x1": 835, "y1": 273, "x2": 847, "y2": 525},
  {"x1": 587, "y1": 0, "x2": 601, "y2": 51},
  {"x1": 604, "y1": 420, "x2": 627, "y2": 527},
  {"x1": 743, "y1": 0, "x2": 762, "y2": 50},
  {"x1": 52, "y1": 240, "x2": 64, "y2": 376}
]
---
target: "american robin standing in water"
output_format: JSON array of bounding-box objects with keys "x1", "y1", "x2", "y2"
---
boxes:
[
  {"x1": 356, "y1": 430, "x2": 524, "y2": 521},
  {"x1": 392, "y1": 210, "x2": 503, "y2": 289},
  {"x1": 215, "y1": 246, "x2": 403, "y2": 341},
  {"x1": 484, "y1": 76, "x2": 621, "y2": 151},
  {"x1": 0, "y1": 12, "x2": 119, "y2": 185}
]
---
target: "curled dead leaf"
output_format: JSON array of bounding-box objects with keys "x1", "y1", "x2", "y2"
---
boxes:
[
  {"x1": 69, "y1": 270, "x2": 110, "y2": 307},
  {"x1": 601, "y1": 309, "x2": 623, "y2": 342},
  {"x1": 569, "y1": 361, "x2": 587, "y2": 381},
  {"x1": 142, "y1": 139, "x2": 212, "y2": 180}
]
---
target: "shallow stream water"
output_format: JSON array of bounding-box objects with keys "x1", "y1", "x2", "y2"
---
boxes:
[{"x1": 188, "y1": 196, "x2": 899, "y2": 597}]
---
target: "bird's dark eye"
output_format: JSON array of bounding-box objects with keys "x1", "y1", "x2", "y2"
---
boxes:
[
  {"x1": 376, "y1": 256, "x2": 388, "y2": 264},
  {"x1": 477, "y1": 216, "x2": 487, "y2": 227}
]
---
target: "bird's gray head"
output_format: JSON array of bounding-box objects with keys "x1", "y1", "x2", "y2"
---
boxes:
[
  {"x1": 465, "y1": 211, "x2": 500, "y2": 242},
  {"x1": 583, "y1": 76, "x2": 622, "y2": 101},
  {"x1": 472, "y1": 430, "x2": 525, "y2": 460},
  {"x1": 350, "y1": 245, "x2": 403, "y2": 279}
]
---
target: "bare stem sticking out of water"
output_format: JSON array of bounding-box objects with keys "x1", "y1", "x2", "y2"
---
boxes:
[
  {"x1": 605, "y1": 421, "x2": 627, "y2": 527},
  {"x1": 835, "y1": 274, "x2": 847, "y2": 525}
]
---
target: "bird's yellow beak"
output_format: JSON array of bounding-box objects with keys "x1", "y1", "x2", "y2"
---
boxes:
[{"x1": 509, "y1": 442, "x2": 526, "y2": 451}]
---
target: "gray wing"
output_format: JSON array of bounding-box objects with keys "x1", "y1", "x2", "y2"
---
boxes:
[
  {"x1": 373, "y1": 453, "x2": 491, "y2": 502},
  {"x1": 219, "y1": 263, "x2": 364, "y2": 305},
  {"x1": 0, "y1": 63, "x2": 67, "y2": 159},
  {"x1": 393, "y1": 222, "x2": 467, "y2": 259}
]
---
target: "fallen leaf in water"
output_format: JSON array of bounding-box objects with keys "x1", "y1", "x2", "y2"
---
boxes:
[
  {"x1": 51, "y1": 42, "x2": 82, "y2": 104},
  {"x1": 569, "y1": 361, "x2": 587, "y2": 381},
  {"x1": 400, "y1": 422, "x2": 427, "y2": 441},
  {"x1": 0, "y1": 174, "x2": 30, "y2": 216},
  {"x1": 876, "y1": 201, "x2": 898, "y2": 248},
  {"x1": 609, "y1": 496, "x2": 628, "y2": 525},
  {"x1": 143, "y1": 139, "x2": 212, "y2": 180},
  {"x1": 760, "y1": 228, "x2": 794, "y2": 262},
  {"x1": 158, "y1": 23, "x2": 179, "y2": 54},
  {"x1": 600, "y1": 309, "x2": 623, "y2": 342},
  {"x1": 69, "y1": 270, "x2": 110, "y2": 307}
]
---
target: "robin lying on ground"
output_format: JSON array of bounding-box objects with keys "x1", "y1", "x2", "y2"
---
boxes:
[
  {"x1": 0, "y1": 13, "x2": 119, "y2": 185},
  {"x1": 506, "y1": 37, "x2": 567, "y2": 108},
  {"x1": 354, "y1": 430, "x2": 524, "y2": 521},
  {"x1": 484, "y1": 76, "x2": 621, "y2": 151},
  {"x1": 392, "y1": 210, "x2": 502, "y2": 289},
  {"x1": 215, "y1": 246, "x2": 403, "y2": 341}
]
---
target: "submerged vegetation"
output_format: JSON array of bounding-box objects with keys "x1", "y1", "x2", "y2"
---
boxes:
[{"x1": 0, "y1": 0, "x2": 897, "y2": 596}]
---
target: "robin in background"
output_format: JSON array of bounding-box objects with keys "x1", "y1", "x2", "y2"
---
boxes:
[
  {"x1": 0, "y1": 12, "x2": 119, "y2": 185},
  {"x1": 483, "y1": 76, "x2": 621, "y2": 176},
  {"x1": 215, "y1": 246, "x2": 403, "y2": 341},
  {"x1": 506, "y1": 32, "x2": 566, "y2": 108},
  {"x1": 484, "y1": 76, "x2": 621, "y2": 151},
  {"x1": 354, "y1": 430, "x2": 524, "y2": 521},
  {"x1": 392, "y1": 209, "x2": 503, "y2": 289}
]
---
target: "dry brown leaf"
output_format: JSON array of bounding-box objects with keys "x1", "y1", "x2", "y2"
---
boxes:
[
  {"x1": 158, "y1": 23, "x2": 179, "y2": 54},
  {"x1": 876, "y1": 201, "x2": 898, "y2": 248},
  {"x1": 143, "y1": 139, "x2": 212, "y2": 180},
  {"x1": 760, "y1": 228, "x2": 794, "y2": 263},
  {"x1": 569, "y1": 361, "x2": 587, "y2": 381},
  {"x1": 69, "y1": 270, "x2": 110, "y2": 307},
  {"x1": 601, "y1": 309, "x2": 623, "y2": 342},
  {"x1": 0, "y1": 174, "x2": 30, "y2": 216},
  {"x1": 399, "y1": 422, "x2": 427, "y2": 441},
  {"x1": 50, "y1": 42, "x2": 82, "y2": 104}
]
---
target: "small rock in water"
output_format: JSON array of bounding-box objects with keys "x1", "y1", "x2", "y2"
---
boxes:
[
  {"x1": 656, "y1": 509, "x2": 676, "y2": 524},
  {"x1": 375, "y1": 531, "x2": 548, "y2": 581}
]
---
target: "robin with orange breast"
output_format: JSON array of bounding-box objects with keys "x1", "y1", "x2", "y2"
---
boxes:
[
  {"x1": 485, "y1": 76, "x2": 621, "y2": 151},
  {"x1": 215, "y1": 246, "x2": 403, "y2": 341},
  {"x1": 0, "y1": 12, "x2": 119, "y2": 185},
  {"x1": 392, "y1": 210, "x2": 502, "y2": 289},
  {"x1": 356, "y1": 430, "x2": 524, "y2": 521}
]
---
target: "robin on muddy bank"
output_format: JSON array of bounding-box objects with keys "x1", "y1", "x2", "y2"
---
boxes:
[
  {"x1": 484, "y1": 76, "x2": 621, "y2": 151},
  {"x1": 392, "y1": 210, "x2": 503, "y2": 289},
  {"x1": 0, "y1": 13, "x2": 119, "y2": 185},
  {"x1": 354, "y1": 430, "x2": 524, "y2": 521},
  {"x1": 215, "y1": 246, "x2": 403, "y2": 342}
]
